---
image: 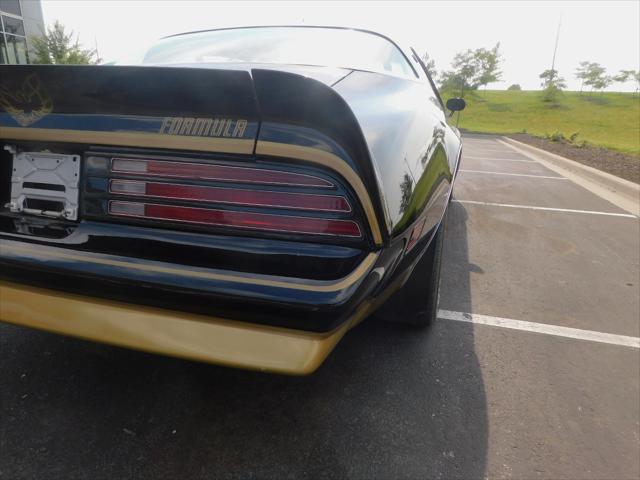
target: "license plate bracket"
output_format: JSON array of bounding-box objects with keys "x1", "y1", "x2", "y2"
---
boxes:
[{"x1": 8, "y1": 150, "x2": 81, "y2": 220}]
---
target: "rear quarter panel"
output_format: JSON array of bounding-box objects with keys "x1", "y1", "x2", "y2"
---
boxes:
[{"x1": 334, "y1": 71, "x2": 461, "y2": 241}]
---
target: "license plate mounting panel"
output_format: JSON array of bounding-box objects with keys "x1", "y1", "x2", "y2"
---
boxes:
[{"x1": 8, "y1": 150, "x2": 81, "y2": 220}]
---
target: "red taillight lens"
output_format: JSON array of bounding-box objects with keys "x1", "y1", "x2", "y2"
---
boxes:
[
  {"x1": 105, "y1": 157, "x2": 364, "y2": 240},
  {"x1": 112, "y1": 158, "x2": 333, "y2": 188},
  {"x1": 109, "y1": 201, "x2": 361, "y2": 237},
  {"x1": 109, "y1": 180, "x2": 351, "y2": 212}
]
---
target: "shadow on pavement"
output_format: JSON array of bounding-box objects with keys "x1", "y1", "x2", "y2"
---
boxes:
[{"x1": 0, "y1": 203, "x2": 487, "y2": 479}]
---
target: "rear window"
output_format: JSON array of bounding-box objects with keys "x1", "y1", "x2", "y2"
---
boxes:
[{"x1": 142, "y1": 27, "x2": 416, "y2": 79}]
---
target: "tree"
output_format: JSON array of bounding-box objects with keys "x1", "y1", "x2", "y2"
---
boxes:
[
  {"x1": 439, "y1": 43, "x2": 503, "y2": 96},
  {"x1": 31, "y1": 21, "x2": 100, "y2": 64},
  {"x1": 575, "y1": 62, "x2": 614, "y2": 93},
  {"x1": 539, "y1": 68, "x2": 566, "y2": 102},
  {"x1": 420, "y1": 52, "x2": 437, "y2": 79},
  {"x1": 476, "y1": 43, "x2": 503, "y2": 88},
  {"x1": 575, "y1": 61, "x2": 591, "y2": 92},
  {"x1": 581, "y1": 62, "x2": 610, "y2": 93},
  {"x1": 439, "y1": 70, "x2": 467, "y2": 96},
  {"x1": 507, "y1": 84, "x2": 522, "y2": 91},
  {"x1": 540, "y1": 69, "x2": 566, "y2": 89},
  {"x1": 613, "y1": 70, "x2": 639, "y2": 92},
  {"x1": 575, "y1": 62, "x2": 612, "y2": 93},
  {"x1": 588, "y1": 73, "x2": 612, "y2": 93},
  {"x1": 439, "y1": 49, "x2": 476, "y2": 96},
  {"x1": 613, "y1": 70, "x2": 635, "y2": 83}
]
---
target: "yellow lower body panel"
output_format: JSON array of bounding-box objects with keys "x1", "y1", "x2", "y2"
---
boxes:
[{"x1": 0, "y1": 281, "x2": 357, "y2": 375}]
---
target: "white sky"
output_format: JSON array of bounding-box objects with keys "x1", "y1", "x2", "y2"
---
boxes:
[{"x1": 40, "y1": 0, "x2": 640, "y2": 91}]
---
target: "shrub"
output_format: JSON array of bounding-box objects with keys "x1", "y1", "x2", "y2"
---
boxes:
[
  {"x1": 545, "y1": 130, "x2": 566, "y2": 142},
  {"x1": 545, "y1": 131, "x2": 584, "y2": 146},
  {"x1": 542, "y1": 85, "x2": 562, "y2": 103},
  {"x1": 507, "y1": 84, "x2": 522, "y2": 91}
]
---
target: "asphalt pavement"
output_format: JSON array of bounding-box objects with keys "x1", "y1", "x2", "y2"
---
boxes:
[{"x1": 1, "y1": 134, "x2": 638, "y2": 479}]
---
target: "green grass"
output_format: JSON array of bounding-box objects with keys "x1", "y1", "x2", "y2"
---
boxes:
[{"x1": 451, "y1": 90, "x2": 640, "y2": 155}]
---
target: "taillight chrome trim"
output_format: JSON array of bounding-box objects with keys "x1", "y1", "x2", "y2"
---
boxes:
[
  {"x1": 111, "y1": 158, "x2": 334, "y2": 188},
  {"x1": 255, "y1": 141, "x2": 383, "y2": 245},
  {"x1": 108, "y1": 201, "x2": 362, "y2": 238},
  {"x1": 108, "y1": 179, "x2": 352, "y2": 213}
]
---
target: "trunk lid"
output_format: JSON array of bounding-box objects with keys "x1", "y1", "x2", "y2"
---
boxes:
[{"x1": 0, "y1": 65, "x2": 259, "y2": 154}]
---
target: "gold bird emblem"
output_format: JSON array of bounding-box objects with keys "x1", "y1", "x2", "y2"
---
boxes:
[{"x1": 0, "y1": 74, "x2": 53, "y2": 127}]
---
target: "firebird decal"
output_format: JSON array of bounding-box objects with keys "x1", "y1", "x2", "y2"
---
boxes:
[
  {"x1": 159, "y1": 117, "x2": 248, "y2": 138},
  {"x1": 0, "y1": 74, "x2": 53, "y2": 127}
]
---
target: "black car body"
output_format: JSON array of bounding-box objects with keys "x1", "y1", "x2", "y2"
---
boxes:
[{"x1": 0, "y1": 26, "x2": 463, "y2": 374}]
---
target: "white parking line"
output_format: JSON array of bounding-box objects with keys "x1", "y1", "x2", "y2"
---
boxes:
[
  {"x1": 464, "y1": 156, "x2": 537, "y2": 163},
  {"x1": 463, "y1": 141, "x2": 502, "y2": 145},
  {"x1": 467, "y1": 153, "x2": 512, "y2": 156},
  {"x1": 438, "y1": 310, "x2": 640, "y2": 348},
  {"x1": 453, "y1": 199, "x2": 638, "y2": 218},
  {"x1": 459, "y1": 170, "x2": 567, "y2": 180},
  {"x1": 464, "y1": 148, "x2": 511, "y2": 153},
  {"x1": 498, "y1": 138, "x2": 640, "y2": 217}
]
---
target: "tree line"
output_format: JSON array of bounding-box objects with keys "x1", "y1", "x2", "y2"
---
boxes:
[{"x1": 424, "y1": 44, "x2": 639, "y2": 98}]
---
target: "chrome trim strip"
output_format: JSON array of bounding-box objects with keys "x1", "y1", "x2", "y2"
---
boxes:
[
  {"x1": 108, "y1": 179, "x2": 352, "y2": 213},
  {"x1": 108, "y1": 200, "x2": 362, "y2": 238},
  {"x1": 110, "y1": 157, "x2": 334, "y2": 188}
]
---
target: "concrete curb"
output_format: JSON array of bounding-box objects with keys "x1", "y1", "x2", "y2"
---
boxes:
[{"x1": 500, "y1": 136, "x2": 640, "y2": 217}]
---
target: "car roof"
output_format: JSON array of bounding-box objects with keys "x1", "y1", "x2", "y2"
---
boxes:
[{"x1": 166, "y1": 25, "x2": 394, "y2": 42}]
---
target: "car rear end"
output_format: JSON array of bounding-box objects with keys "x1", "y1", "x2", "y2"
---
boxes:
[{"x1": 0, "y1": 64, "x2": 395, "y2": 374}]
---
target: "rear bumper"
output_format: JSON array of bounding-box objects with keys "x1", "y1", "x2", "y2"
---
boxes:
[
  {"x1": 0, "y1": 281, "x2": 372, "y2": 375},
  {"x1": 0, "y1": 233, "x2": 385, "y2": 332}
]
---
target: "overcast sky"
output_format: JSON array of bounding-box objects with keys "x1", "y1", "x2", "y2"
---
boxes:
[{"x1": 40, "y1": 0, "x2": 640, "y2": 91}]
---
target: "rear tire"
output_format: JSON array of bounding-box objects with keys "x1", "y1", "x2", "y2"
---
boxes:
[{"x1": 378, "y1": 212, "x2": 447, "y2": 328}]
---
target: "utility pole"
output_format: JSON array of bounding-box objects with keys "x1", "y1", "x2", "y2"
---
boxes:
[
  {"x1": 94, "y1": 36, "x2": 101, "y2": 63},
  {"x1": 550, "y1": 17, "x2": 562, "y2": 76}
]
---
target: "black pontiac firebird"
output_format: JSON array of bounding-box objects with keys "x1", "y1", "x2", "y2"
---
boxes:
[{"x1": 0, "y1": 26, "x2": 464, "y2": 374}]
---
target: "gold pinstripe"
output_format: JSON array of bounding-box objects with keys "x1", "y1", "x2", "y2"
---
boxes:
[
  {"x1": 0, "y1": 126, "x2": 255, "y2": 154},
  {"x1": 1, "y1": 242, "x2": 378, "y2": 293}
]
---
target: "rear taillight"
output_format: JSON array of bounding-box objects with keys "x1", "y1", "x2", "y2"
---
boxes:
[
  {"x1": 84, "y1": 154, "x2": 365, "y2": 241},
  {"x1": 111, "y1": 158, "x2": 333, "y2": 188},
  {"x1": 108, "y1": 179, "x2": 351, "y2": 212},
  {"x1": 108, "y1": 201, "x2": 361, "y2": 237}
]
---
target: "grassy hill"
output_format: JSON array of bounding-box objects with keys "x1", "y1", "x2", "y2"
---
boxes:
[{"x1": 453, "y1": 90, "x2": 640, "y2": 155}]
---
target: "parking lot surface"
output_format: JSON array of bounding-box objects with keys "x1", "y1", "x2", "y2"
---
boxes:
[{"x1": 1, "y1": 134, "x2": 638, "y2": 479}]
